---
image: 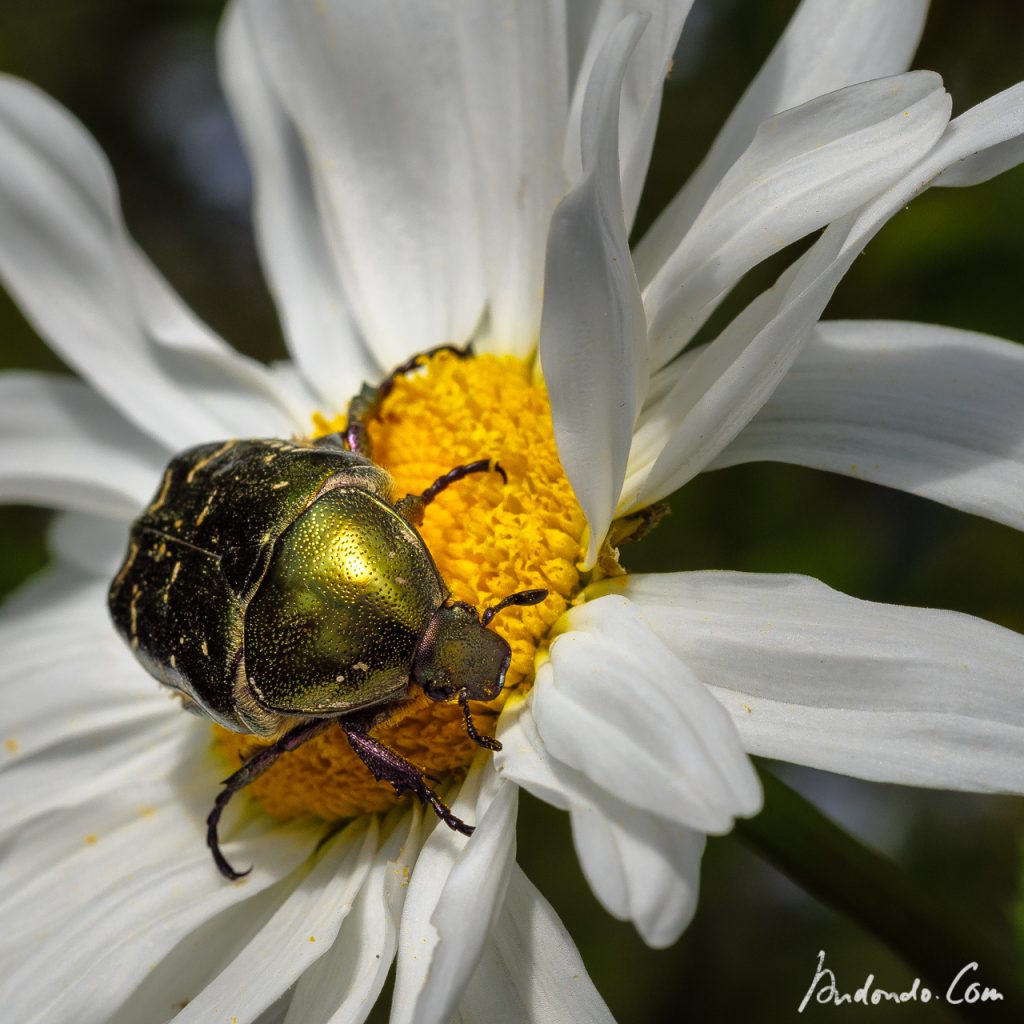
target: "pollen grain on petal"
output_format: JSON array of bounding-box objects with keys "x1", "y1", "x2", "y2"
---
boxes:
[{"x1": 215, "y1": 352, "x2": 586, "y2": 823}]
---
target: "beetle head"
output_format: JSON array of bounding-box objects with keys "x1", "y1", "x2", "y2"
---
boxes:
[
  {"x1": 413, "y1": 589, "x2": 548, "y2": 703},
  {"x1": 413, "y1": 602, "x2": 509, "y2": 702}
]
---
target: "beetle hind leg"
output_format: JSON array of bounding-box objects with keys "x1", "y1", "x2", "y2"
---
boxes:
[
  {"x1": 340, "y1": 719, "x2": 474, "y2": 837},
  {"x1": 206, "y1": 718, "x2": 333, "y2": 880},
  {"x1": 343, "y1": 343, "x2": 471, "y2": 458}
]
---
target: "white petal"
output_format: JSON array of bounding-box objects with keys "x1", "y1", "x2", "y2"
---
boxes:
[
  {"x1": 283, "y1": 808, "x2": 424, "y2": 1024},
  {"x1": 219, "y1": 3, "x2": 377, "y2": 403},
  {"x1": 2, "y1": 764, "x2": 315, "y2": 991},
  {"x1": 0, "y1": 371, "x2": 164, "y2": 517},
  {"x1": 393, "y1": 758, "x2": 517, "y2": 1024},
  {"x1": 0, "y1": 732, "x2": 183, "y2": 914},
  {"x1": 174, "y1": 818, "x2": 378, "y2": 1024},
  {"x1": 2, "y1": 715, "x2": 318, "y2": 1023},
  {"x1": 497, "y1": 697, "x2": 705, "y2": 947},
  {"x1": 532, "y1": 597, "x2": 761, "y2": 832},
  {"x1": 0, "y1": 76, "x2": 302, "y2": 445},
  {"x1": 50, "y1": 511, "x2": 134, "y2": 579},
  {"x1": 565, "y1": 1, "x2": 695, "y2": 231},
  {"x1": 645, "y1": 72, "x2": 951, "y2": 362},
  {"x1": 612, "y1": 572, "x2": 1024, "y2": 792},
  {"x1": 634, "y1": 0, "x2": 929, "y2": 284},
  {"x1": 457, "y1": 865, "x2": 616, "y2": 1024},
  {"x1": 711, "y1": 320, "x2": 1024, "y2": 530},
  {"x1": 934, "y1": 82, "x2": 1024, "y2": 186},
  {"x1": 107, "y1": 869, "x2": 304, "y2": 1024},
  {"x1": 622, "y1": 80, "x2": 1024, "y2": 512},
  {"x1": 540, "y1": 15, "x2": 650, "y2": 570},
  {"x1": 240, "y1": 0, "x2": 488, "y2": 369},
  {"x1": 452, "y1": 2, "x2": 570, "y2": 358},
  {"x1": 267, "y1": 359, "x2": 321, "y2": 417},
  {"x1": 0, "y1": 706, "x2": 180, "y2": 842},
  {"x1": 0, "y1": 572, "x2": 165, "y2": 788}
]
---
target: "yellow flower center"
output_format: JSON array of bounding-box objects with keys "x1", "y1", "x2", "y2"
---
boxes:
[{"x1": 215, "y1": 352, "x2": 586, "y2": 821}]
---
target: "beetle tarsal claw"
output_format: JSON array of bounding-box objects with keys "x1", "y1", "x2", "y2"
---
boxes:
[
  {"x1": 206, "y1": 808, "x2": 252, "y2": 881},
  {"x1": 435, "y1": 802, "x2": 474, "y2": 837}
]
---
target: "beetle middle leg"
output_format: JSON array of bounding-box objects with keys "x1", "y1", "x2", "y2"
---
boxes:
[
  {"x1": 207, "y1": 717, "x2": 333, "y2": 880},
  {"x1": 395, "y1": 459, "x2": 507, "y2": 526},
  {"x1": 339, "y1": 716, "x2": 474, "y2": 837}
]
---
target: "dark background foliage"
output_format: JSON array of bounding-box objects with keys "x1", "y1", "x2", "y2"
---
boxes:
[{"x1": 1, "y1": 1, "x2": 1022, "y2": 1020}]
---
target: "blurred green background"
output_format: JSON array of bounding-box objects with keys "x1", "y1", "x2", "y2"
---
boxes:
[{"x1": 1, "y1": 1, "x2": 1022, "y2": 1020}]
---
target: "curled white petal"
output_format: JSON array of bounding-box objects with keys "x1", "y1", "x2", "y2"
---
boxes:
[
  {"x1": 933, "y1": 81, "x2": 1024, "y2": 186},
  {"x1": 541, "y1": 15, "x2": 650, "y2": 569},
  {"x1": 570, "y1": 801, "x2": 704, "y2": 949},
  {"x1": 565, "y1": 0, "x2": 695, "y2": 231},
  {"x1": 530, "y1": 596, "x2": 761, "y2": 833},
  {"x1": 499, "y1": 690, "x2": 712, "y2": 947}
]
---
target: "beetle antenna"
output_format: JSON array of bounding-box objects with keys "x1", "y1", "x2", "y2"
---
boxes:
[{"x1": 482, "y1": 588, "x2": 548, "y2": 627}]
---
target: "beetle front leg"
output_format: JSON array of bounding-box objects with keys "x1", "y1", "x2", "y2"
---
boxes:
[
  {"x1": 207, "y1": 717, "x2": 332, "y2": 880},
  {"x1": 458, "y1": 687, "x2": 501, "y2": 751},
  {"x1": 339, "y1": 717, "x2": 474, "y2": 836},
  {"x1": 395, "y1": 459, "x2": 507, "y2": 526},
  {"x1": 343, "y1": 343, "x2": 471, "y2": 458}
]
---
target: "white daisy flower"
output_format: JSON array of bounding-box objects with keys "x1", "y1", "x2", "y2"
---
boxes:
[{"x1": 1, "y1": 1, "x2": 1023, "y2": 1022}]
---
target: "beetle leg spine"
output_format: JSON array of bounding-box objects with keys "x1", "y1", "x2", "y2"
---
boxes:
[{"x1": 339, "y1": 717, "x2": 475, "y2": 837}]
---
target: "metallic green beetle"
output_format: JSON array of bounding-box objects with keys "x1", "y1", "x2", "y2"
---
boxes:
[{"x1": 108, "y1": 349, "x2": 546, "y2": 879}]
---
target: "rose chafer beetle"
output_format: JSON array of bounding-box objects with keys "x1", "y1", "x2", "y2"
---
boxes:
[{"x1": 108, "y1": 348, "x2": 546, "y2": 879}]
